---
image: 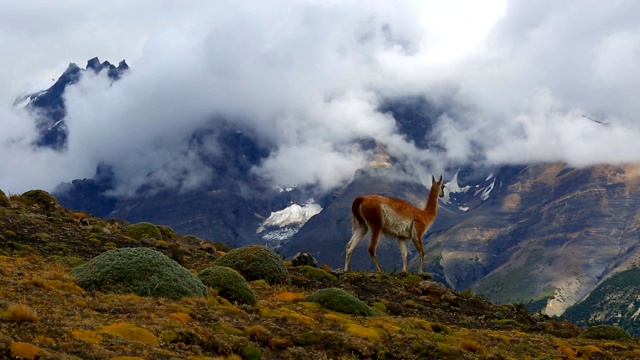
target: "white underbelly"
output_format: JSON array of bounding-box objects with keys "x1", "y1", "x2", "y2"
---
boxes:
[{"x1": 380, "y1": 205, "x2": 413, "y2": 239}]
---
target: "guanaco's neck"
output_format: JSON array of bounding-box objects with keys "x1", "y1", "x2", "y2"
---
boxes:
[{"x1": 423, "y1": 184, "x2": 440, "y2": 216}]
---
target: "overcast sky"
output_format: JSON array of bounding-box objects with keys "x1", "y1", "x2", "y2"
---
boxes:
[{"x1": 2, "y1": 0, "x2": 640, "y2": 195}]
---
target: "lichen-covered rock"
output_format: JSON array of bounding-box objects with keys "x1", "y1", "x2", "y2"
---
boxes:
[
  {"x1": 306, "y1": 288, "x2": 376, "y2": 316},
  {"x1": 292, "y1": 252, "x2": 318, "y2": 267},
  {"x1": 122, "y1": 222, "x2": 162, "y2": 241},
  {"x1": 198, "y1": 266, "x2": 256, "y2": 305},
  {"x1": 213, "y1": 245, "x2": 290, "y2": 284},
  {"x1": 71, "y1": 247, "x2": 207, "y2": 300}
]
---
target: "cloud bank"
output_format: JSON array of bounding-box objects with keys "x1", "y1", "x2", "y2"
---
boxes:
[{"x1": 2, "y1": 0, "x2": 640, "y2": 195}]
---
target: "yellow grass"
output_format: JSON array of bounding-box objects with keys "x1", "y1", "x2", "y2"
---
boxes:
[
  {"x1": 10, "y1": 342, "x2": 41, "y2": 360},
  {"x1": 99, "y1": 322, "x2": 160, "y2": 345},
  {"x1": 5, "y1": 303, "x2": 38, "y2": 323}
]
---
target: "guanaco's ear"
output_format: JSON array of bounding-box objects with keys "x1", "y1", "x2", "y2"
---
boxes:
[
  {"x1": 439, "y1": 175, "x2": 443, "y2": 182},
  {"x1": 432, "y1": 175, "x2": 436, "y2": 183}
]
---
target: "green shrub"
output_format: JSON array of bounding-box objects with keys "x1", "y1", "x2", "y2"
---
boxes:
[
  {"x1": 213, "y1": 245, "x2": 290, "y2": 285},
  {"x1": 239, "y1": 343, "x2": 262, "y2": 360},
  {"x1": 20, "y1": 189, "x2": 59, "y2": 207},
  {"x1": 297, "y1": 265, "x2": 337, "y2": 281},
  {"x1": 0, "y1": 189, "x2": 9, "y2": 207},
  {"x1": 48, "y1": 255, "x2": 86, "y2": 267},
  {"x1": 198, "y1": 266, "x2": 257, "y2": 306},
  {"x1": 580, "y1": 325, "x2": 631, "y2": 341},
  {"x1": 122, "y1": 222, "x2": 162, "y2": 241},
  {"x1": 157, "y1": 225, "x2": 177, "y2": 241},
  {"x1": 71, "y1": 247, "x2": 207, "y2": 300},
  {"x1": 102, "y1": 242, "x2": 117, "y2": 251},
  {"x1": 9, "y1": 241, "x2": 34, "y2": 253},
  {"x1": 305, "y1": 288, "x2": 376, "y2": 316}
]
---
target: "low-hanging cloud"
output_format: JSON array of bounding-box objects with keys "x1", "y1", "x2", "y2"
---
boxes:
[{"x1": 2, "y1": 0, "x2": 640, "y2": 196}]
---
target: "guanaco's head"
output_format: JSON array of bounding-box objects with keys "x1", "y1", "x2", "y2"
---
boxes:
[{"x1": 432, "y1": 175, "x2": 445, "y2": 198}]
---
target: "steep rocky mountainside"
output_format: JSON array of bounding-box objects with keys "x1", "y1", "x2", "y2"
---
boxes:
[
  {"x1": 1, "y1": 189, "x2": 639, "y2": 359},
  {"x1": 564, "y1": 266, "x2": 640, "y2": 337}
]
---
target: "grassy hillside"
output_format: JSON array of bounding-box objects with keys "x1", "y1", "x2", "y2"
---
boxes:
[
  {"x1": 1, "y1": 189, "x2": 640, "y2": 359},
  {"x1": 564, "y1": 267, "x2": 640, "y2": 337}
]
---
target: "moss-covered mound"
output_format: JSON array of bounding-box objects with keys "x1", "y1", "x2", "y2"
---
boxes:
[
  {"x1": 198, "y1": 266, "x2": 257, "y2": 306},
  {"x1": 157, "y1": 225, "x2": 177, "y2": 241},
  {"x1": 71, "y1": 247, "x2": 207, "y2": 300},
  {"x1": 580, "y1": 325, "x2": 631, "y2": 341},
  {"x1": 123, "y1": 222, "x2": 163, "y2": 241},
  {"x1": 213, "y1": 245, "x2": 290, "y2": 285},
  {"x1": 306, "y1": 288, "x2": 376, "y2": 316},
  {"x1": 20, "y1": 189, "x2": 59, "y2": 207},
  {"x1": 0, "y1": 189, "x2": 9, "y2": 207},
  {"x1": 297, "y1": 265, "x2": 337, "y2": 282}
]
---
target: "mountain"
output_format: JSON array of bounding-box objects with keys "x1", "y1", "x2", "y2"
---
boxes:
[
  {"x1": 14, "y1": 57, "x2": 128, "y2": 150},
  {"x1": 15, "y1": 59, "x2": 640, "y2": 336}
]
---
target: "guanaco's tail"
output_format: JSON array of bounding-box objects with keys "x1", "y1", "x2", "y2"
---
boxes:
[{"x1": 351, "y1": 196, "x2": 366, "y2": 227}]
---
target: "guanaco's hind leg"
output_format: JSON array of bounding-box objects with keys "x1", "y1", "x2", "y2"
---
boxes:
[
  {"x1": 368, "y1": 228, "x2": 384, "y2": 272},
  {"x1": 344, "y1": 220, "x2": 368, "y2": 271},
  {"x1": 411, "y1": 228, "x2": 426, "y2": 274}
]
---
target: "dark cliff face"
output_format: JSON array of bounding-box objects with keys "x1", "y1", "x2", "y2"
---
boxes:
[{"x1": 19, "y1": 57, "x2": 129, "y2": 150}]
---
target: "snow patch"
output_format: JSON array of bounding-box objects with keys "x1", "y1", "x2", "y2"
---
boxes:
[
  {"x1": 443, "y1": 170, "x2": 471, "y2": 203},
  {"x1": 257, "y1": 200, "x2": 322, "y2": 233},
  {"x1": 48, "y1": 120, "x2": 63, "y2": 131},
  {"x1": 276, "y1": 185, "x2": 296, "y2": 192},
  {"x1": 474, "y1": 178, "x2": 495, "y2": 201}
]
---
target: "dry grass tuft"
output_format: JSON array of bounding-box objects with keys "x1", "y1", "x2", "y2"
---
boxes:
[
  {"x1": 558, "y1": 345, "x2": 576, "y2": 357},
  {"x1": 5, "y1": 303, "x2": 38, "y2": 323},
  {"x1": 345, "y1": 323, "x2": 382, "y2": 342},
  {"x1": 320, "y1": 264, "x2": 333, "y2": 272},
  {"x1": 19, "y1": 277, "x2": 52, "y2": 290},
  {"x1": 268, "y1": 337, "x2": 292, "y2": 349},
  {"x1": 10, "y1": 342, "x2": 41, "y2": 360},
  {"x1": 99, "y1": 322, "x2": 160, "y2": 345},
  {"x1": 460, "y1": 338, "x2": 486, "y2": 354},
  {"x1": 169, "y1": 312, "x2": 192, "y2": 323},
  {"x1": 71, "y1": 211, "x2": 89, "y2": 220},
  {"x1": 268, "y1": 290, "x2": 305, "y2": 303},
  {"x1": 71, "y1": 329, "x2": 103, "y2": 344},
  {"x1": 245, "y1": 324, "x2": 272, "y2": 345}
]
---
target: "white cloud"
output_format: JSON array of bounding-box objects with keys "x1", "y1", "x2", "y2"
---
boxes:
[{"x1": 2, "y1": 0, "x2": 640, "y2": 195}]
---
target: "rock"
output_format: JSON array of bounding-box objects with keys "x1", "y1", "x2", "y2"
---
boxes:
[
  {"x1": 417, "y1": 280, "x2": 458, "y2": 305},
  {"x1": 199, "y1": 241, "x2": 217, "y2": 254},
  {"x1": 292, "y1": 252, "x2": 318, "y2": 268}
]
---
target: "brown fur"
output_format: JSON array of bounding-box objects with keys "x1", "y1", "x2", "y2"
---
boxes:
[{"x1": 344, "y1": 175, "x2": 444, "y2": 273}]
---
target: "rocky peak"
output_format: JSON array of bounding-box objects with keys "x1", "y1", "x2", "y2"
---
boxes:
[
  {"x1": 86, "y1": 57, "x2": 129, "y2": 80},
  {"x1": 17, "y1": 57, "x2": 129, "y2": 150}
]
